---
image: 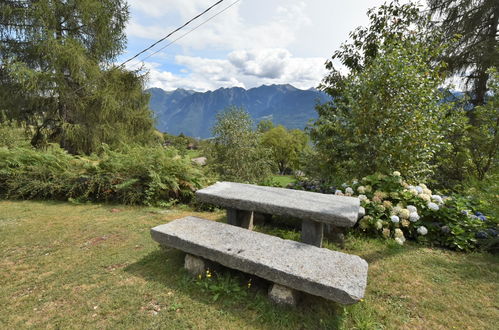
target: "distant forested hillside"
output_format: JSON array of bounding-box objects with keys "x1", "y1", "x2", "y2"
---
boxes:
[{"x1": 148, "y1": 84, "x2": 330, "y2": 138}]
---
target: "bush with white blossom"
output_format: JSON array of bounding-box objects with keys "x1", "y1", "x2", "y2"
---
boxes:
[{"x1": 344, "y1": 172, "x2": 499, "y2": 250}]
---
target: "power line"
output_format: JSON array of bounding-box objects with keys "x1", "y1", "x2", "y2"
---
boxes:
[
  {"x1": 118, "y1": 0, "x2": 225, "y2": 68},
  {"x1": 135, "y1": 0, "x2": 241, "y2": 66}
]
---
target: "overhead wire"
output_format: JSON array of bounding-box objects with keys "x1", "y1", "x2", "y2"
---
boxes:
[
  {"x1": 118, "y1": 0, "x2": 226, "y2": 68},
  {"x1": 132, "y1": 0, "x2": 241, "y2": 67}
]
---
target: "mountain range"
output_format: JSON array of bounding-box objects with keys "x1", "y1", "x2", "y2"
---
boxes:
[{"x1": 147, "y1": 84, "x2": 330, "y2": 138}]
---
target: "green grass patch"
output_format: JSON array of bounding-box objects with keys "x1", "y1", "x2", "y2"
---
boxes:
[
  {"x1": 269, "y1": 175, "x2": 296, "y2": 187},
  {"x1": 0, "y1": 201, "x2": 498, "y2": 329}
]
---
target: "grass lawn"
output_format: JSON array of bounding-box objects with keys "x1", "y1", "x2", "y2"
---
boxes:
[
  {"x1": 1, "y1": 200, "x2": 498, "y2": 329},
  {"x1": 270, "y1": 175, "x2": 296, "y2": 187}
]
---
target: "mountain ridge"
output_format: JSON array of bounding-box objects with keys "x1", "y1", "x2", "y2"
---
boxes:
[{"x1": 148, "y1": 84, "x2": 330, "y2": 138}]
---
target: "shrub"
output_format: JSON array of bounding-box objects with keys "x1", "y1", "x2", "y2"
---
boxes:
[
  {"x1": 342, "y1": 172, "x2": 496, "y2": 251},
  {"x1": 311, "y1": 38, "x2": 451, "y2": 182},
  {"x1": 290, "y1": 172, "x2": 497, "y2": 251},
  {"x1": 0, "y1": 144, "x2": 205, "y2": 206},
  {"x1": 208, "y1": 107, "x2": 274, "y2": 183}
]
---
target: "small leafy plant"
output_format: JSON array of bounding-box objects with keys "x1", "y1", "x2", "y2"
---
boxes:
[{"x1": 194, "y1": 269, "x2": 250, "y2": 302}]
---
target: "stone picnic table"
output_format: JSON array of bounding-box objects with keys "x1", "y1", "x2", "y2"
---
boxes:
[{"x1": 195, "y1": 181, "x2": 362, "y2": 247}]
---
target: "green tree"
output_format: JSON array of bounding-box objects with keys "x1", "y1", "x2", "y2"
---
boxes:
[
  {"x1": 0, "y1": 0, "x2": 154, "y2": 153},
  {"x1": 311, "y1": 39, "x2": 451, "y2": 181},
  {"x1": 261, "y1": 126, "x2": 308, "y2": 174},
  {"x1": 320, "y1": 1, "x2": 432, "y2": 98},
  {"x1": 256, "y1": 119, "x2": 274, "y2": 133},
  {"x1": 466, "y1": 69, "x2": 499, "y2": 179},
  {"x1": 428, "y1": 0, "x2": 499, "y2": 107},
  {"x1": 209, "y1": 107, "x2": 274, "y2": 183}
]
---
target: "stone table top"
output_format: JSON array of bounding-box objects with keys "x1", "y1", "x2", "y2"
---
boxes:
[
  {"x1": 151, "y1": 216, "x2": 368, "y2": 304},
  {"x1": 196, "y1": 181, "x2": 360, "y2": 227}
]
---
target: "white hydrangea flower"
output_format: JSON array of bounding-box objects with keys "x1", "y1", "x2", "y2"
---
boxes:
[
  {"x1": 409, "y1": 188, "x2": 419, "y2": 195},
  {"x1": 375, "y1": 220, "x2": 383, "y2": 230},
  {"x1": 395, "y1": 237, "x2": 405, "y2": 245},
  {"x1": 341, "y1": 183, "x2": 348, "y2": 188},
  {"x1": 335, "y1": 190, "x2": 343, "y2": 196},
  {"x1": 392, "y1": 206, "x2": 402, "y2": 215},
  {"x1": 345, "y1": 187, "x2": 354, "y2": 195},
  {"x1": 390, "y1": 215, "x2": 400, "y2": 223},
  {"x1": 394, "y1": 228, "x2": 404, "y2": 238},
  {"x1": 415, "y1": 186, "x2": 424, "y2": 194},
  {"x1": 357, "y1": 186, "x2": 366, "y2": 194},
  {"x1": 409, "y1": 212, "x2": 420, "y2": 222},
  {"x1": 352, "y1": 179, "x2": 358, "y2": 185},
  {"x1": 399, "y1": 209, "x2": 410, "y2": 219},
  {"x1": 420, "y1": 194, "x2": 431, "y2": 202},
  {"x1": 358, "y1": 194, "x2": 368, "y2": 201},
  {"x1": 431, "y1": 195, "x2": 443, "y2": 204},
  {"x1": 417, "y1": 226, "x2": 428, "y2": 235},
  {"x1": 428, "y1": 202, "x2": 439, "y2": 211},
  {"x1": 392, "y1": 171, "x2": 401, "y2": 176},
  {"x1": 423, "y1": 188, "x2": 432, "y2": 195},
  {"x1": 419, "y1": 183, "x2": 427, "y2": 189},
  {"x1": 407, "y1": 205, "x2": 417, "y2": 213}
]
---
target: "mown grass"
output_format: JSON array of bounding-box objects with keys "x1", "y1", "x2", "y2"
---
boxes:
[
  {"x1": 270, "y1": 175, "x2": 296, "y2": 187},
  {"x1": 0, "y1": 200, "x2": 498, "y2": 329}
]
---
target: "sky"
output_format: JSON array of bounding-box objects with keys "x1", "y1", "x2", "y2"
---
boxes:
[{"x1": 119, "y1": 0, "x2": 397, "y2": 92}]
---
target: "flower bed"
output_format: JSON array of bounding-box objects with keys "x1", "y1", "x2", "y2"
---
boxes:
[{"x1": 290, "y1": 172, "x2": 497, "y2": 251}]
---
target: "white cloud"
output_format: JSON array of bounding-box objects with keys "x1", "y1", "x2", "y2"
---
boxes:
[
  {"x1": 123, "y1": 0, "x2": 402, "y2": 90},
  {"x1": 138, "y1": 48, "x2": 327, "y2": 92},
  {"x1": 127, "y1": 1, "x2": 310, "y2": 52}
]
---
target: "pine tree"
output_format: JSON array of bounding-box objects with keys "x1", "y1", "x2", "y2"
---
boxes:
[
  {"x1": 428, "y1": 0, "x2": 499, "y2": 106},
  {"x1": 0, "y1": 0, "x2": 154, "y2": 153}
]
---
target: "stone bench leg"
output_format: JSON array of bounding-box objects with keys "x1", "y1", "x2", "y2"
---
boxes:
[
  {"x1": 226, "y1": 208, "x2": 254, "y2": 230},
  {"x1": 325, "y1": 225, "x2": 346, "y2": 248},
  {"x1": 253, "y1": 212, "x2": 272, "y2": 226},
  {"x1": 268, "y1": 283, "x2": 299, "y2": 306},
  {"x1": 301, "y1": 219, "x2": 323, "y2": 247},
  {"x1": 184, "y1": 254, "x2": 206, "y2": 276}
]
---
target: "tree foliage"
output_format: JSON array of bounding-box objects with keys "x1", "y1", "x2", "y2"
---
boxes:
[
  {"x1": 467, "y1": 69, "x2": 499, "y2": 179},
  {"x1": 428, "y1": 0, "x2": 499, "y2": 106},
  {"x1": 261, "y1": 125, "x2": 308, "y2": 174},
  {"x1": 311, "y1": 25, "x2": 452, "y2": 181},
  {"x1": 208, "y1": 107, "x2": 274, "y2": 183},
  {"x1": 320, "y1": 1, "x2": 434, "y2": 97},
  {"x1": 0, "y1": 0, "x2": 154, "y2": 154}
]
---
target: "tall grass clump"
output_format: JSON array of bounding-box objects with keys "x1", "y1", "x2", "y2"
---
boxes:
[{"x1": 0, "y1": 144, "x2": 205, "y2": 206}]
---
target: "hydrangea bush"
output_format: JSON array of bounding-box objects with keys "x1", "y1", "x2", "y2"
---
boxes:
[{"x1": 290, "y1": 172, "x2": 497, "y2": 251}]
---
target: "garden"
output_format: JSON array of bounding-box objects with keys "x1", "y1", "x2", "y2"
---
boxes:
[{"x1": 0, "y1": 0, "x2": 498, "y2": 328}]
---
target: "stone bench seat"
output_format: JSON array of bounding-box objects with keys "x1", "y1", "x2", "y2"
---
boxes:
[
  {"x1": 195, "y1": 181, "x2": 362, "y2": 247},
  {"x1": 151, "y1": 216, "x2": 368, "y2": 305}
]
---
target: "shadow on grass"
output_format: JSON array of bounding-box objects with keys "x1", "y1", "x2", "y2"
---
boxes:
[{"x1": 125, "y1": 247, "x2": 347, "y2": 329}]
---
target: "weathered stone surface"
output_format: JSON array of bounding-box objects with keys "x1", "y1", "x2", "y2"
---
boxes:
[
  {"x1": 301, "y1": 219, "x2": 324, "y2": 247},
  {"x1": 184, "y1": 254, "x2": 206, "y2": 276},
  {"x1": 268, "y1": 283, "x2": 299, "y2": 306},
  {"x1": 196, "y1": 182, "x2": 360, "y2": 227},
  {"x1": 151, "y1": 217, "x2": 368, "y2": 304}
]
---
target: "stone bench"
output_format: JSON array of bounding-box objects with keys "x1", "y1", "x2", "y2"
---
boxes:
[
  {"x1": 195, "y1": 181, "x2": 361, "y2": 247},
  {"x1": 151, "y1": 216, "x2": 368, "y2": 305}
]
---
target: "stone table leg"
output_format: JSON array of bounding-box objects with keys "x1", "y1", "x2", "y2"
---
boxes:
[
  {"x1": 268, "y1": 283, "x2": 299, "y2": 306},
  {"x1": 226, "y1": 208, "x2": 254, "y2": 230},
  {"x1": 253, "y1": 212, "x2": 272, "y2": 226},
  {"x1": 325, "y1": 225, "x2": 345, "y2": 248},
  {"x1": 301, "y1": 219, "x2": 323, "y2": 247}
]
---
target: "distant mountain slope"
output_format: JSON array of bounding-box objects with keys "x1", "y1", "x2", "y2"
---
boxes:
[{"x1": 147, "y1": 84, "x2": 330, "y2": 138}]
